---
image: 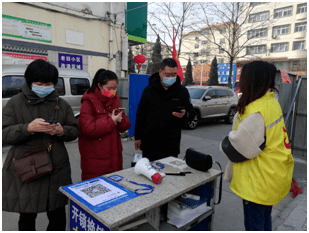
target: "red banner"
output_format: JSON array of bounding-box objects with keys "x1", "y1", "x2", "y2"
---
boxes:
[
  {"x1": 173, "y1": 28, "x2": 184, "y2": 82},
  {"x1": 2, "y1": 52, "x2": 48, "y2": 61}
]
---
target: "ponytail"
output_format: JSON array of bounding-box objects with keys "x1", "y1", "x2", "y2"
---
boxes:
[{"x1": 87, "y1": 68, "x2": 106, "y2": 93}]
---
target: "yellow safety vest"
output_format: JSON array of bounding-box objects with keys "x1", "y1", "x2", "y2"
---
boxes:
[{"x1": 230, "y1": 92, "x2": 294, "y2": 205}]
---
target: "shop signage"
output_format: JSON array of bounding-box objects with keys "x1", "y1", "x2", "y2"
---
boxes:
[
  {"x1": 58, "y1": 53, "x2": 83, "y2": 70},
  {"x1": 2, "y1": 14, "x2": 52, "y2": 43},
  {"x1": 217, "y1": 63, "x2": 236, "y2": 84}
]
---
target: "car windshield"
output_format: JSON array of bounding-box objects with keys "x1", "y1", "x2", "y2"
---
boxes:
[{"x1": 187, "y1": 88, "x2": 206, "y2": 99}]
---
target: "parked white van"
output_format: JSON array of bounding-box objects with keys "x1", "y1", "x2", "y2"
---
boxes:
[{"x1": 2, "y1": 65, "x2": 91, "y2": 118}]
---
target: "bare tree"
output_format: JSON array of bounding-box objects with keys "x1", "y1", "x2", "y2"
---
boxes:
[
  {"x1": 147, "y1": 2, "x2": 197, "y2": 60},
  {"x1": 187, "y1": 2, "x2": 277, "y2": 88}
]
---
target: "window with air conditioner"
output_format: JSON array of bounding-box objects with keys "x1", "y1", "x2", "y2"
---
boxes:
[
  {"x1": 293, "y1": 41, "x2": 305, "y2": 50},
  {"x1": 218, "y1": 58, "x2": 224, "y2": 63},
  {"x1": 194, "y1": 52, "x2": 199, "y2": 57},
  {"x1": 247, "y1": 45, "x2": 266, "y2": 55},
  {"x1": 195, "y1": 44, "x2": 199, "y2": 49},
  {"x1": 274, "y1": 6, "x2": 292, "y2": 18},
  {"x1": 272, "y1": 25, "x2": 290, "y2": 36},
  {"x1": 220, "y1": 38, "x2": 225, "y2": 44},
  {"x1": 195, "y1": 36, "x2": 199, "y2": 41},
  {"x1": 219, "y1": 48, "x2": 224, "y2": 54},
  {"x1": 201, "y1": 40, "x2": 208, "y2": 45},
  {"x1": 295, "y1": 22, "x2": 307, "y2": 32},
  {"x1": 249, "y1": 11, "x2": 269, "y2": 23},
  {"x1": 297, "y1": 3, "x2": 307, "y2": 14},
  {"x1": 248, "y1": 28, "x2": 268, "y2": 39},
  {"x1": 271, "y1": 42, "x2": 289, "y2": 52}
]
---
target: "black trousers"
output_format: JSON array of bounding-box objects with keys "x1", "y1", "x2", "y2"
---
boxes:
[{"x1": 18, "y1": 206, "x2": 66, "y2": 231}]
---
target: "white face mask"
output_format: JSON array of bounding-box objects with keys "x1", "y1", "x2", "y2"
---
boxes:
[
  {"x1": 162, "y1": 77, "x2": 177, "y2": 87},
  {"x1": 32, "y1": 84, "x2": 55, "y2": 98}
]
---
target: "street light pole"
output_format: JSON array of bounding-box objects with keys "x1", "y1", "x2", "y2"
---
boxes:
[{"x1": 200, "y1": 62, "x2": 203, "y2": 86}]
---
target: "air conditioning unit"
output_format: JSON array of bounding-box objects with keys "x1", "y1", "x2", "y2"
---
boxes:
[{"x1": 272, "y1": 35, "x2": 277, "y2": 39}]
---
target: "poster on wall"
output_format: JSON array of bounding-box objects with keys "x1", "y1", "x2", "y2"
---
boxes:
[
  {"x1": 2, "y1": 15, "x2": 52, "y2": 43},
  {"x1": 2, "y1": 52, "x2": 48, "y2": 65}
]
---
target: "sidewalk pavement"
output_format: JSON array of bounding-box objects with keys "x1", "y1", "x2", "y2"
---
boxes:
[{"x1": 2, "y1": 134, "x2": 307, "y2": 231}]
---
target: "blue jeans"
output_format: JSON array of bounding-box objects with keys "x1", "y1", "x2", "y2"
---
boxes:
[{"x1": 243, "y1": 199, "x2": 273, "y2": 231}]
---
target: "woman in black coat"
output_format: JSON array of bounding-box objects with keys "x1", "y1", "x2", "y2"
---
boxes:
[{"x1": 2, "y1": 59, "x2": 79, "y2": 231}]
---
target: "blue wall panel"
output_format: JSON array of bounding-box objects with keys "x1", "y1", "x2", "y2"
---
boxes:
[{"x1": 128, "y1": 73, "x2": 150, "y2": 137}]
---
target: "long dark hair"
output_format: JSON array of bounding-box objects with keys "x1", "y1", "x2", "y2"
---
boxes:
[
  {"x1": 87, "y1": 69, "x2": 118, "y2": 93},
  {"x1": 236, "y1": 61, "x2": 278, "y2": 114}
]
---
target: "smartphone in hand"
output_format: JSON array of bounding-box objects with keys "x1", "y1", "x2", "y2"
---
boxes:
[
  {"x1": 115, "y1": 108, "x2": 126, "y2": 115},
  {"x1": 175, "y1": 106, "x2": 185, "y2": 113}
]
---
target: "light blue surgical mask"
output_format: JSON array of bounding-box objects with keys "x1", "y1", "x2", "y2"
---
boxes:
[
  {"x1": 162, "y1": 77, "x2": 177, "y2": 87},
  {"x1": 32, "y1": 84, "x2": 55, "y2": 98}
]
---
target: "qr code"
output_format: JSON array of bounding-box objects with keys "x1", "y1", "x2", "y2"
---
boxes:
[{"x1": 81, "y1": 184, "x2": 111, "y2": 198}]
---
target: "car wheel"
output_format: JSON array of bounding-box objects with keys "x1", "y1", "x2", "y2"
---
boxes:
[
  {"x1": 225, "y1": 108, "x2": 235, "y2": 124},
  {"x1": 186, "y1": 114, "x2": 199, "y2": 130}
]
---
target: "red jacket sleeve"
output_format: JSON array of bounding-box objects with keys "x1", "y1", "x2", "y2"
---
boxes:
[{"x1": 79, "y1": 100, "x2": 117, "y2": 139}]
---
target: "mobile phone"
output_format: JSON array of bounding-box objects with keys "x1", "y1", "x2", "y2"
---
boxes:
[
  {"x1": 47, "y1": 120, "x2": 58, "y2": 124},
  {"x1": 175, "y1": 106, "x2": 185, "y2": 113},
  {"x1": 115, "y1": 108, "x2": 126, "y2": 114}
]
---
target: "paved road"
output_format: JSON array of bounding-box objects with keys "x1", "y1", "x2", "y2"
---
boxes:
[{"x1": 2, "y1": 119, "x2": 307, "y2": 231}]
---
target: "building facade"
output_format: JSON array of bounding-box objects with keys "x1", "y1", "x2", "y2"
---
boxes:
[
  {"x1": 180, "y1": 22, "x2": 238, "y2": 68},
  {"x1": 2, "y1": 2, "x2": 132, "y2": 79},
  {"x1": 237, "y1": 2, "x2": 307, "y2": 76}
]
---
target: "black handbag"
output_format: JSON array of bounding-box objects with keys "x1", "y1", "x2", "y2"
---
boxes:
[
  {"x1": 184, "y1": 148, "x2": 213, "y2": 172},
  {"x1": 184, "y1": 148, "x2": 223, "y2": 205}
]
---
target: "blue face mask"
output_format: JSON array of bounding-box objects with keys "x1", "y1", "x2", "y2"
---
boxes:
[
  {"x1": 32, "y1": 84, "x2": 55, "y2": 98},
  {"x1": 162, "y1": 77, "x2": 177, "y2": 87}
]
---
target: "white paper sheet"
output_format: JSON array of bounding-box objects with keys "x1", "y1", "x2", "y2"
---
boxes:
[{"x1": 167, "y1": 206, "x2": 212, "y2": 228}]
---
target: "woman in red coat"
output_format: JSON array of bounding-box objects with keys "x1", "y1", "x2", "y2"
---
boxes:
[{"x1": 78, "y1": 70, "x2": 131, "y2": 181}]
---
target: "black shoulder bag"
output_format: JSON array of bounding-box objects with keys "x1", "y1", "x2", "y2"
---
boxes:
[{"x1": 184, "y1": 148, "x2": 223, "y2": 205}]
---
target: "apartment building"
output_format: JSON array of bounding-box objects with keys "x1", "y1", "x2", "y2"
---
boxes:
[
  {"x1": 180, "y1": 22, "x2": 238, "y2": 66},
  {"x1": 179, "y1": 22, "x2": 238, "y2": 84},
  {"x1": 130, "y1": 41, "x2": 172, "y2": 74},
  {"x1": 237, "y1": 2, "x2": 307, "y2": 76}
]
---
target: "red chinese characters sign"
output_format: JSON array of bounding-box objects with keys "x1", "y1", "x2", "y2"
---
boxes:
[{"x1": 3, "y1": 52, "x2": 48, "y2": 65}]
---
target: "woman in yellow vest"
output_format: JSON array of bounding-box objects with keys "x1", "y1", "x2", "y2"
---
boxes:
[{"x1": 220, "y1": 61, "x2": 294, "y2": 231}]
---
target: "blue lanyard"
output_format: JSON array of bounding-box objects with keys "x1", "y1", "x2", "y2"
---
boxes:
[
  {"x1": 128, "y1": 180, "x2": 154, "y2": 195},
  {"x1": 107, "y1": 175, "x2": 154, "y2": 195}
]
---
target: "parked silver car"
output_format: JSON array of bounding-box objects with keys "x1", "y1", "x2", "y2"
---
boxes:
[
  {"x1": 2, "y1": 65, "x2": 91, "y2": 118},
  {"x1": 186, "y1": 85, "x2": 238, "y2": 129}
]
